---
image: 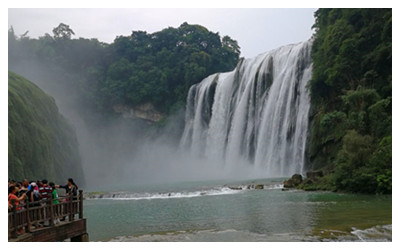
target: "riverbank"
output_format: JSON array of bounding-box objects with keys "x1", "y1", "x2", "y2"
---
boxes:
[{"x1": 283, "y1": 170, "x2": 392, "y2": 194}]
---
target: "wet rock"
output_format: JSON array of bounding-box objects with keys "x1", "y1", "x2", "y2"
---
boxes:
[
  {"x1": 113, "y1": 103, "x2": 165, "y2": 123},
  {"x1": 255, "y1": 184, "x2": 264, "y2": 190},
  {"x1": 291, "y1": 174, "x2": 303, "y2": 186},
  {"x1": 283, "y1": 179, "x2": 294, "y2": 188},
  {"x1": 283, "y1": 174, "x2": 303, "y2": 188}
]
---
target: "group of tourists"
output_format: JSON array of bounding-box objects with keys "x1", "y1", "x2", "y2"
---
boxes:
[{"x1": 8, "y1": 178, "x2": 79, "y2": 212}]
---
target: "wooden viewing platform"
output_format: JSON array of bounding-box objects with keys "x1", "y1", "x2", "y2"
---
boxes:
[{"x1": 8, "y1": 190, "x2": 88, "y2": 242}]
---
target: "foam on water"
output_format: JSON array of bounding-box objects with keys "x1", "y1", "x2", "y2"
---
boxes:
[
  {"x1": 88, "y1": 187, "x2": 242, "y2": 201},
  {"x1": 350, "y1": 224, "x2": 392, "y2": 242},
  {"x1": 107, "y1": 228, "x2": 299, "y2": 242},
  {"x1": 107, "y1": 225, "x2": 393, "y2": 242},
  {"x1": 87, "y1": 182, "x2": 284, "y2": 201}
]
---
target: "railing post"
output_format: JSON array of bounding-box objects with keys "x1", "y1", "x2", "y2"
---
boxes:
[
  {"x1": 26, "y1": 199, "x2": 31, "y2": 233},
  {"x1": 11, "y1": 200, "x2": 17, "y2": 239},
  {"x1": 69, "y1": 196, "x2": 74, "y2": 222},
  {"x1": 79, "y1": 190, "x2": 83, "y2": 219},
  {"x1": 49, "y1": 195, "x2": 55, "y2": 227}
]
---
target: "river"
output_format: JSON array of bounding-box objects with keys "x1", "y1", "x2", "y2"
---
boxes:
[{"x1": 83, "y1": 178, "x2": 391, "y2": 241}]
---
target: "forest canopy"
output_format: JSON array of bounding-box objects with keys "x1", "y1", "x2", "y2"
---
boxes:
[{"x1": 8, "y1": 22, "x2": 241, "y2": 114}]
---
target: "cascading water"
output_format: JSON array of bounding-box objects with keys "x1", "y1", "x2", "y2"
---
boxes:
[{"x1": 180, "y1": 40, "x2": 312, "y2": 177}]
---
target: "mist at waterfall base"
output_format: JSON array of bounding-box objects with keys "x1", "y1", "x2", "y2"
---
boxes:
[{"x1": 7, "y1": 56, "x2": 232, "y2": 188}]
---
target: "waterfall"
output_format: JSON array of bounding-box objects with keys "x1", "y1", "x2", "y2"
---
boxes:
[{"x1": 180, "y1": 40, "x2": 312, "y2": 177}]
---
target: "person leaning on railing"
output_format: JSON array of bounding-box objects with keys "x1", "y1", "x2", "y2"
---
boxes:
[
  {"x1": 55, "y1": 178, "x2": 79, "y2": 221},
  {"x1": 55, "y1": 178, "x2": 78, "y2": 200},
  {"x1": 26, "y1": 182, "x2": 41, "y2": 207},
  {"x1": 8, "y1": 186, "x2": 26, "y2": 211},
  {"x1": 49, "y1": 182, "x2": 61, "y2": 225},
  {"x1": 8, "y1": 186, "x2": 27, "y2": 235}
]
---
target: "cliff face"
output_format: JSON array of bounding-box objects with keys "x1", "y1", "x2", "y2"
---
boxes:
[
  {"x1": 113, "y1": 103, "x2": 165, "y2": 123},
  {"x1": 8, "y1": 71, "x2": 85, "y2": 185}
]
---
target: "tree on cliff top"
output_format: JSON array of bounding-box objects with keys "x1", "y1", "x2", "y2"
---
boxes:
[{"x1": 53, "y1": 23, "x2": 75, "y2": 40}]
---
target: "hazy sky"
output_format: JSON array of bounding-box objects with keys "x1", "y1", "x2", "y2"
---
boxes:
[{"x1": 8, "y1": 8, "x2": 316, "y2": 58}]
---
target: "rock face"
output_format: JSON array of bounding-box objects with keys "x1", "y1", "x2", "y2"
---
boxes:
[
  {"x1": 283, "y1": 174, "x2": 303, "y2": 188},
  {"x1": 113, "y1": 103, "x2": 165, "y2": 123}
]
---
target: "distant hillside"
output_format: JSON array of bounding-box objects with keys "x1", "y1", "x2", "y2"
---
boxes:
[{"x1": 8, "y1": 71, "x2": 84, "y2": 185}]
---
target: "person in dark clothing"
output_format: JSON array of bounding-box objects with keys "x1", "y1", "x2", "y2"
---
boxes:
[
  {"x1": 16, "y1": 182, "x2": 22, "y2": 191},
  {"x1": 8, "y1": 179, "x2": 16, "y2": 187},
  {"x1": 18, "y1": 179, "x2": 29, "y2": 197},
  {"x1": 26, "y1": 182, "x2": 41, "y2": 207},
  {"x1": 56, "y1": 178, "x2": 78, "y2": 199},
  {"x1": 56, "y1": 178, "x2": 79, "y2": 221}
]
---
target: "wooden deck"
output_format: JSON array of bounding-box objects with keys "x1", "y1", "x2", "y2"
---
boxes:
[{"x1": 8, "y1": 190, "x2": 88, "y2": 242}]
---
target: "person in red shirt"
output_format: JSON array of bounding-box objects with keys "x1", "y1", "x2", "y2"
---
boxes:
[
  {"x1": 8, "y1": 185, "x2": 27, "y2": 234},
  {"x1": 8, "y1": 186, "x2": 26, "y2": 211}
]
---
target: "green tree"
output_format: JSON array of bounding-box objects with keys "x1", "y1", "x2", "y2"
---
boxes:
[
  {"x1": 103, "y1": 22, "x2": 240, "y2": 112},
  {"x1": 53, "y1": 23, "x2": 75, "y2": 39}
]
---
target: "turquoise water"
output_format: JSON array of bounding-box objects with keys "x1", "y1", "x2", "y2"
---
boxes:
[{"x1": 83, "y1": 178, "x2": 392, "y2": 241}]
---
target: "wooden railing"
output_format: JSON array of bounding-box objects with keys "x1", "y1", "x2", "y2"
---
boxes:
[{"x1": 8, "y1": 190, "x2": 84, "y2": 239}]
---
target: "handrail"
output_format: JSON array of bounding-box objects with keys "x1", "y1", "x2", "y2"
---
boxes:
[{"x1": 8, "y1": 190, "x2": 84, "y2": 239}]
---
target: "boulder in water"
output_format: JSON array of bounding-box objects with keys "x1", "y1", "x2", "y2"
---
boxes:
[
  {"x1": 255, "y1": 184, "x2": 264, "y2": 190},
  {"x1": 247, "y1": 185, "x2": 255, "y2": 189},
  {"x1": 291, "y1": 174, "x2": 303, "y2": 185},
  {"x1": 283, "y1": 179, "x2": 294, "y2": 188},
  {"x1": 283, "y1": 174, "x2": 303, "y2": 188}
]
